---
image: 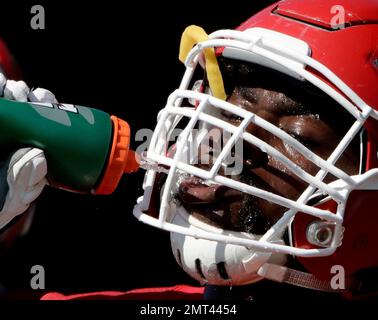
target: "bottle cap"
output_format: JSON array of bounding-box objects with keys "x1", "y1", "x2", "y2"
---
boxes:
[{"x1": 94, "y1": 115, "x2": 139, "y2": 195}]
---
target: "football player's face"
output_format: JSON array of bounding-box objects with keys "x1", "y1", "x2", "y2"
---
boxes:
[{"x1": 178, "y1": 82, "x2": 359, "y2": 234}]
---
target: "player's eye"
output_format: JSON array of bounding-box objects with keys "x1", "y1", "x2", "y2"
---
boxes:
[
  {"x1": 287, "y1": 131, "x2": 316, "y2": 148},
  {"x1": 221, "y1": 110, "x2": 243, "y2": 122}
]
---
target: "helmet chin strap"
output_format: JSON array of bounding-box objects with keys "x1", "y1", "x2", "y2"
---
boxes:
[
  {"x1": 258, "y1": 263, "x2": 378, "y2": 300},
  {"x1": 258, "y1": 263, "x2": 349, "y2": 292}
]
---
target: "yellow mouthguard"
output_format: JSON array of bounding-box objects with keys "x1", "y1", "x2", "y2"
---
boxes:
[{"x1": 179, "y1": 25, "x2": 226, "y2": 101}]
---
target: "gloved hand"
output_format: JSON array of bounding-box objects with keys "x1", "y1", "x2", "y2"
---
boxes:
[
  {"x1": 0, "y1": 72, "x2": 58, "y2": 103},
  {"x1": 0, "y1": 73, "x2": 56, "y2": 230},
  {"x1": 0, "y1": 148, "x2": 47, "y2": 230}
]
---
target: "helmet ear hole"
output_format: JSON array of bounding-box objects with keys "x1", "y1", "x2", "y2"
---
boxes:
[{"x1": 306, "y1": 221, "x2": 335, "y2": 247}]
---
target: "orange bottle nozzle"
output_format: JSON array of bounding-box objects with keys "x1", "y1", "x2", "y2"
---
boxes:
[
  {"x1": 94, "y1": 116, "x2": 140, "y2": 195},
  {"x1": 124, "y1": 150, "x2": 140, "y2": 173}
]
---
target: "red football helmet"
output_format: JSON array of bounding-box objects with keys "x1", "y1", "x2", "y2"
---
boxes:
[{"x1": 134, "y1": 0, "x2": 378, "y2": 299}]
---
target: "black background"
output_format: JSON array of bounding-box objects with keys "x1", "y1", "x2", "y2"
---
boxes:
[{"x1": 0, "y1": 1, "x2": 276, "y2": 297}]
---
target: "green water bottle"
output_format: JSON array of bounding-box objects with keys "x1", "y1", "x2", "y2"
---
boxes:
[{"x1": 0, "y1": 98, "x2": 139, "y2": 194}]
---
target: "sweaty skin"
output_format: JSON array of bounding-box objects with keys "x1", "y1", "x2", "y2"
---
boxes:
[{"x1": 178, "y1": 73, "x2": 359, "y2": 234}]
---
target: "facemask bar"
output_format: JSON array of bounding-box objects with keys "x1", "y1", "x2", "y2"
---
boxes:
[{"x1": 134, "y1": 28, "x2": 374, "y2": 258}]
